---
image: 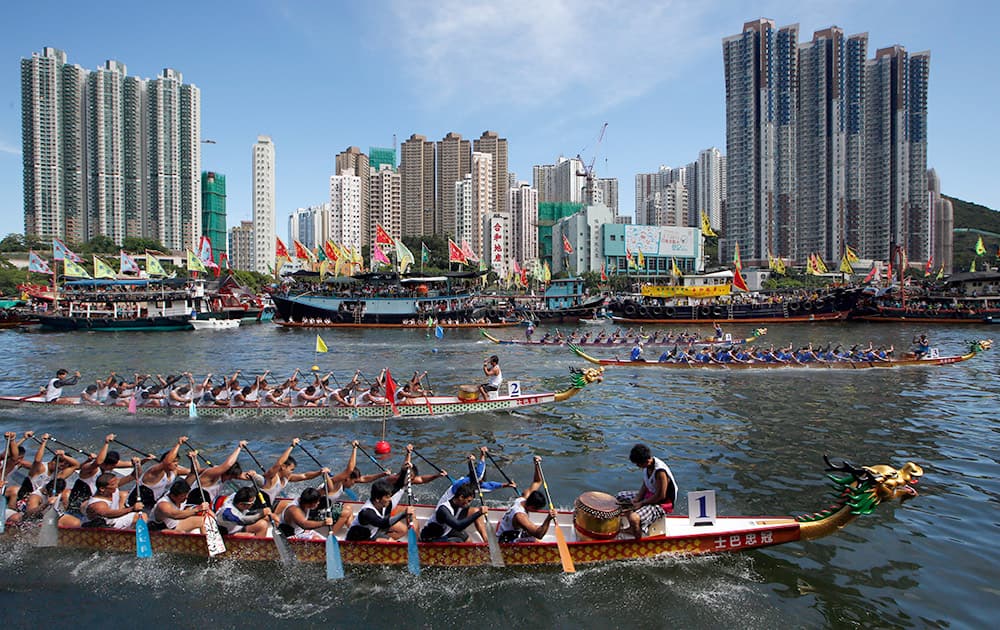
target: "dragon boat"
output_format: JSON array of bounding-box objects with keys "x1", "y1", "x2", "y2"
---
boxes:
[
  {"x1": 0, "y1": 368, "x2": 604, "y2": 420},
  {"x1": 569, "y1": 340, "x2": 992, "y2": 369},
  {"x1": 2, "y1": 456, "x2": 922, "y2": 569},
  {"x1": 277, "y1": 319, "x2": 521, "y2": 330},
  {"x1": 480, "y1": 328, "x2": 766, "y2": 347}
]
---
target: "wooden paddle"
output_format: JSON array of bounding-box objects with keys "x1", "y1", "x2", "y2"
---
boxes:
[
  {"x1": 244, "y1": 465, "x2": 294, "y2": 565},
  {"x1": 190, "y1": 452, "x2": 226, "y2": 557},
  {"x1": 537, "y1": 461, "x2": 575, "y2": 573},
  {"x1": 469, "y1": 459, "x2": 504, "y2": 567},
  {"x1": 133, "y1": 460, "x2": 152, "y2": 558},
  {"x1": 404, "y1": 465, "x2": 420, "y2": 576},
  {"x1": 321, "y1": 472, "x2": 345, "y2": 580},
  {"x1": 0, "y1": 435, "x2": 10, "y2": 535}
]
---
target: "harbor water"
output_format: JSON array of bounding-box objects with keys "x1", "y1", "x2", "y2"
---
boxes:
[{"x1": 0, "y1": 321, "x2": 997, "y2": 628}]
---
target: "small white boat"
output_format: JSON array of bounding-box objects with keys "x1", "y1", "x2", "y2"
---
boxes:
[{"x1": 189, "y1": 318, "x2": 240, "y2": 331}]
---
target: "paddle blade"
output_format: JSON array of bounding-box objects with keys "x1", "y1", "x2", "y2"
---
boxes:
[
  {"x1": 188, "y1": 400, "x2": 198, "y2": 418},
  {"x1": 326, "y1": 533, "x2": 344, "y2": 580},
  {"x1": 0, "y1": 495, "x2": 6, "y2": 534},
  {"x1": 203, "y1": 514, "x2": 227, "y2": 557},
  {"x1": 343, "y1": 487, "x2": 358, "y2": 502},
  {"x1": 273, "y1": 528, "x2": 295, "y2": 565},
  {"x1": 135, "y1": 516, "x2": 153, "y2": 558},
  {"x1": 127, "y1": 396, "x2": 137, "y2": 414},
  {"x1": 37, "y1": 506, "x2": 59, "y2": 547},
  {"x1": 486, "y1": 526, "x2": 505, "y2": 568},
  {"x1": 554, "y1": 523, "x2": 576, "y2": 573},
  {"x1": 406, "y1": 527, "x2": 421, "y2": 576}
]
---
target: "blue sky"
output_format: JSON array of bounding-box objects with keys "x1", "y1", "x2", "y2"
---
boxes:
[{"x1": 2, "y1": 0, "x2": 998, "y2": 240}]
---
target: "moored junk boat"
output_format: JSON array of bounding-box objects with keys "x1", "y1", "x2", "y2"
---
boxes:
[
  {"x1": 272, "y1": 271, "x2": 498, "y2": 326},
  {"x1": 852, "y1": 271, "x2": 1000, "y2": 323},
  {"x1": 0, "y1": 367, "x2": 606, "y2": 419},
  {"x1": 569, "y1": 339, "x2": 993, "y2": 369},
  {"x1": 195, "y1": 275, "x2": 273, "y2": 323},
  {"x1": 31, "y1": 278, "x2": 204, "y2": 331},
  {"x1": 505, "y1": 278, "x2": 607, "y2": 323},
  {"x1": 13, "y1": 455, "x2": 921, "y2": 568}
]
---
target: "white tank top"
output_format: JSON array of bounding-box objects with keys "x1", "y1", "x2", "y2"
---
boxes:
[
  {"x1": 262, "y1": 475, "x2": 288, "y2": 504},
  {"x1": 643, "y1": 457, "x2": 678, "y2": 506},
  {"x1": 146, "y1": 470, "x2": 176, "y2": 501},
  {"x1": 497, "y1": 497, "x2": 528, "y2": 538},
  {"x1": 152, "y1": 496, "x2": 180, "y2": 529},
  {"x1": 83, "y1": 492, "x2": 121, "y2": 525},
  {"x1": 488, "y1": 367, "x2": 503, "y2": 388}
]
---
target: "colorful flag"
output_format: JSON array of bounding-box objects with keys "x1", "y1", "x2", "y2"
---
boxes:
[
  {"x1": 315, "y1": 334, "x2": 328, "y2": 353},
  {"x1": 323, "y1": 240, "x2": 339, "y2": 262},
  {"x1": 396, "y1": 240, "x2": 415, "y2": 273},
  {"x1": 815, "y1": 255, "x2": 829, "y2": 274},
  {"x1": 733, "y1": 242, "x2": 743, "y2": 272},
  {"x1": 448, "y1": 239, "x2": 467, "y2": 264},
  {"x1": 197, "y1": 236, "x2": 218, "y2": 269},
  {"x1": 924, "y1": 256, "x2": 933, "y2": 277},
  {"x1": 862, "y1": 264, "x2": 878, "y2": 283},
  {"x1": 384, "y1": 369, "x2": 399, "y2": 417},
  {"x1": 220, "y1": 252, "x2": 231, "y2": 271},
  {"x1": 461, "y1": 240, "x2": 479, "y2": 263},
  {"x1": 671, "y1": 257, "x2": 683, "y2": 278},
  {"x1": 187, "y1": 250, "x2": 208, "y2": 273},
  {"x1": 520, "y1": 266, "x2": 528, "y2": 287},
  {"x1": 63, "y1": 259, "x2": 91, "y2": 279},
  {"x1": 637, "y1": 250, "x2": 645, "y2": 268},
  {"x1": 936, "y1": 265, "x2": 944, "y2": 280},
  {"x1": 52, "y1": 238, "x2": 82, "y2": 262},
  {"x1": 845, "y1": 245, "x2": 860, "y2": 263},
  {"x1": 732, "y1": 267, "x2": 749, "y2": 292},
  {"x1": 970, "y1": 259, "x2": 977, "y2": 272},
  {"x1": 435, "y1": 325, "x2": 444, "y2": 339},
  {"x1": 375, "y1": 224, "x2": 394, "y2": 246},
  {"x1": 839, "y1": 254, "x2": 854, "y2": 275},
  {"x1": 145, "y1": 252, "x2": 166, "y2": 277},
  {"x1": 543, "y1": 261, "x2": 552, "y2": 283},
  {"x1": 372, "y1": 245, "x2": 391, "y2": 267},
  {"x1": 562, "y1": 234, "x2": 574, "y2": 254},
  {"x1": 421, "y1": 242, "x2": 431, "y2": 264},
  {"x1": 701, "y1": 212, "x2": 717, "y2": 237},
  {"x1": 293, "y1": 239, "x2": 314, "y2": 261},
  {"x1": 625, "y1": 248, "x2": 636, "y2": 269},
  {"x1": 600, "y1": 263, "x2": 607, "y2": 282},
  {"x1": 276, "y1": 237, "x2": 290, "y2": 260},
  {"x1": 28, "y1": 251, "x2": 53, "y2": 275},
  {"x1": 120, "y1": 250, "x2": 140, "y2": 274},
  {"x1": 975, "y1": 235, "x2": 987, "y2": 256},
  {"x1": 93, "y1": 255, "x2": 116, "y2": 279}
]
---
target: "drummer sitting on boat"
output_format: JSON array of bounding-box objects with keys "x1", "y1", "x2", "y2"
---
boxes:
[
  {"x1": 478, "y1": 356, "x2": 502, "y2": 400},
  {"x1": 616, "y1": 444, "x2": 678, "y2": 540}
]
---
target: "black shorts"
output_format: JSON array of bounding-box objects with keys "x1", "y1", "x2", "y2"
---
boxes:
[{"x1": 481, "y1": 383, "x2": 499, "y2": 392}]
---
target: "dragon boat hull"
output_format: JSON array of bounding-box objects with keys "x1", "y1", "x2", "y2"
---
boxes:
[
  {"x1": 480, "y1": 330, "x2": 764, "y2": 347},
  {"x1": 570, "y1": 344, "x2": 984, "y2": 369},
  {"x1": 277, "y1": 320, "x2": 521, "y2": 330}
]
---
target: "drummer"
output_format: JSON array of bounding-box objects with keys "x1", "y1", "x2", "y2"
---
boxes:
[
  {"x1": 496, "y1": 456, "x2": 558, "y2": 543},
  {"x1": 615, "y1": 444, "x2": 678, "y2": 540}
]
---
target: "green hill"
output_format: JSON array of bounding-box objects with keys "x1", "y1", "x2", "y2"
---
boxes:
[{"x1": 944, "y1": 195, "x2": 999, "y2": 270}]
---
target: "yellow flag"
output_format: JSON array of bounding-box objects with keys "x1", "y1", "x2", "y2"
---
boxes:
[
  {"x1": 839, "y1": 254, "x2": 854, "y2": 275},
  {"x1": 970, "y1": 259, "x2": 977, "y2": 273},
  {"x1": 671, "y1": 257, "x2": 683, "y2": 278},
  {"x1": 845, "y1": 245, "x2": 860, "y2": 263},
  {"x1": 701, "y1": 212, "x2": 717, "y2": 237},
  {"x1": 637, "y1": 250, "x2": 645, "y2": 268},
  {"x1": 315, "y1": 335, "x2": 328, "y2": 353},
  {"x1": 145, "y1": 252, "x2": 166, "y2": 277},
  {"x1": 975, "y1": 235, "x2": 987, "y2": 256},
  {"x1": 93, "y1": 255, "x2": 116, "y2": 279},
  {"x1": 815, "y1": 255, "x2": 829, "y2": 274},
  {"x1": 187, "y1": 249, "x2": 208, "y2": 273},
  {"x1": 64, "y1": 259, "x2": 92, "y2": 279}
]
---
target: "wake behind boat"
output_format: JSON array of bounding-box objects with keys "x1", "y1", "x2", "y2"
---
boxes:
[{"x1": 3, "y1": 455, "x2": 921, "y2": 569}]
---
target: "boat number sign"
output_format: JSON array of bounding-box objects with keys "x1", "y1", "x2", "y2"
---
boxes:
[
  {"x1": 507, "y1": 381, "x2": 521, "y2": 398},
  {"x1": 688, "y1": 490, "x2": 716, "y2": 527}
]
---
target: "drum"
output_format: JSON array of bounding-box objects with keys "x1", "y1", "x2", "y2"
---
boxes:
[
  {"x1": 458, "y1": 384, "x2": 479, "y2": 401},
  {"x1": 574, "y1": 491, "x2": 622, "y2": 540}
]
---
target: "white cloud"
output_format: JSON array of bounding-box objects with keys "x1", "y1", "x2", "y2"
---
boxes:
[
  {"x1": 388, "y1": 0, "x2": 717, "y2": 114},
  {"x1": 0, "y1": 140, "x2": 21, "y2": 156}
]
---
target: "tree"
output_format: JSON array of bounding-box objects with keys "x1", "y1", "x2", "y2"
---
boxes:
[
  {"x1": 78, "y1": 235, "x2": 118, "y2": 255},
  {"x1": 122, "y1": 237, "x2": 167, "y2": 253}
]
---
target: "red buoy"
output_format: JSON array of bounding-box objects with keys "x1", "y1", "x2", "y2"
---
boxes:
[{"x1": 375, "y1": 440, "x2": 391, "y2": 455}]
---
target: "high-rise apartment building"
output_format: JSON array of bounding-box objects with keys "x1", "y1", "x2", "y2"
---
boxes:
[
  {"x1": 473, "y1": 131, "x2": 508, "y2": 214},
  {"x1": 533, "y1": 157, "x2": 585, "y2": 204},
  {"x1": 595, "y1": 177, "x2": 619, "y2": 216},
  {"x1": 370, "y1": 164, "x2": 401, "y2": 246},
  {"x1": 228, "y1": 220, "x2": 254, "y2": 271},
  {"x1": 330, "y1": 169, "x2": 363, "y2": 252},
  {"x1": 201, "y1": 172, "x2": 226, "y2": 263},
  {"x1": 696, "y1": 148, "x2": 724, "y2": 231},
  {"x1": 723, "y1": 19, "x2": 929, "y2": 266},
  {"x1": 22, "y1": 48, "x2": 201, "y2": 249},
  {"x1": 335, "y1": 147, "x2": 370, "y2": 246},
  {"x1": 509, "y1": 182, "x2": 539, "y2": 264},
  {"x1": 252, "y1": 136, "x2": 275, "y2": 274},
  {"x1": 399, "y1": 134, "x2": 435, "y2": 237},
  {"x1": 369, "y1": 146, "x2": 396, "y2": 173},
  {"x1": 928, "y1": 169, "x2": 953, "y2": 275},
  {"x1": 436, "y1": 132, "x2": 471, "y2": 238},
  {"x1": 289, "y1": 204, "x2": 328, "y2": 250},
  {"x1": 454, "y1": 151, "x2": 493, "y2": 259}
]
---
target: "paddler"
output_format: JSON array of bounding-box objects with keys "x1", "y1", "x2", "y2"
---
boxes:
[
  {"x1": 615, "y1": 444, "x2": 678, "y2": 540},
  {"x1": 42, "y1": 368, "x2": 80, "y2": 402},
  {"x1": 81, "y1": 468, "x2": 145, "y2": 530},
  {"x1": 185, "y1": 441, "x2": 250, "y2": 504},
  {"x1": 419, "y1": 477, "x2": 486, "y2": 542},
  {"x1": 496, "y1": 456, "x2": 557, "y2": 543}
]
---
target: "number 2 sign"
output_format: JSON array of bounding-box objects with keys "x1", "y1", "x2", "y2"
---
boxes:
[{"x1": 507, "y1": 381, "x2": 521, "y2": 398}]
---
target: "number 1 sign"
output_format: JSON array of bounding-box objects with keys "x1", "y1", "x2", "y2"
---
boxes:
[{"x1": 688, "y1": 490, "x2": 716, "y2": 527}]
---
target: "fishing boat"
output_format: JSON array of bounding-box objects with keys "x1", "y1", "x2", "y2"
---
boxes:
[
  {"x1": 4, "y1": 455, "x2": 922, "y2": 569},
  {"x1": 851, "y1": 272, "x2": 1000, "y2": 323},
  {"x1": 195, "y1": 276, "x2": 273, "y2": 324},
  {"x1": 569, "y1": 340, "x2": 992, "y2": 369},
  {"x1": 0, "y1": 368, "x2": 605, "y2": 419},
  {"x1": 480, "y1": 328, "x2": 767, "y2": 347},
  {"x1": 189, "y1": 318, "x2": 240, "y2": 331},
  {"x1": 273, "y1": 271, "x2": 501, "y2": 326}
]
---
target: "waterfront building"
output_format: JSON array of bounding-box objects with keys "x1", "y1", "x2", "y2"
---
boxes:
[
  {"x1": 473, "y1": 131, "x2": 508, "y2": 214},
  {"x1": 436, "y1": 132, "x2": 471, "y2": 238},
  {"x1": 602, "y1": 223, "x2": 703, "y2": 278},
  {"x1": 696, "y1": 148, "x2": 724, "y2": 232},
  {"x1": 289, "y1": 204, "x2": 328, "y2": 251},
  {"x1": 329, "y1": 168, "x2": 363, "y2": 252},
  {"x1": 928, "y1": 169, "x2": 953, "y2": 275},
  {"x1": 537, "y1": 201, "x2": 583, "y2": 263},
  {"x1": 335, "y1": 147, "x2": 370, "y2": 246},
  {"x1": 370, "y1": 164, "x2": 401, "y2": 247},
  {"x1": 509, "y1": 182, "x2": 539, "y2": 265},
  {"x1": 484, "y1": 212, "x2": 511, "y2": 279},
  {"x1": 201, "y1": 172, "x2": 226, "y2": 263},
  {"x1": 252, "y1": 135, "x2": 275, "y2": 274},
  {"x1": 551, "y1": 202, "x2": 614, "y2": 275},
  {"x1": 228, "y1": 220, "x2": 254, "y2": 271},
  {"x1": 399, "y1": 133, "x2": 435, "y2": 237},
  {"x1": 453, "y1": 151, "x2": 492, "y2": 259}
]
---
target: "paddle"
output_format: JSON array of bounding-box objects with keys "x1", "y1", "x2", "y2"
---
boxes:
[
  {"x1": 37, "y1": 454, "x2": 60, "y2": 547},
  {"x1": 404, "y1": 464, "x2": 420, "y2": 576},
  {"x1": 188, "y1": 399, "x2": 198, "y2": 419},
  {"x1": 469, "y1": 459, "x2": 504, "y2": 567},
  {"x1": 411, "y1": 449, "x2": 455, "y2": 483},
  {"x1": 112, "y1": 438, "x2": 155, "y2": 460},
  {"x1": 48, "y1": 436, "x2": 88, "y2": 457},
  {"x1": 537, "y1": 461, "x2": 575, "y2": 573},
  {"x1": 133, "y1": 459, "x2": 152, "y2": 558},
  {"x1": 0, "y1": 434, "x2": 10, "y2": 534},
  {"x1": 244, "y1": 466, "x2": 294, "y2": 565},
  {"x1": 322, "y1": 471, "x2": 345, "y2": 580},
  {"x1": 189, "y1": 452, "x2": 226, "y2": 557},
  {"x1": 356, "y1": 443, "x2": 391, "y2": 475},
  {"x1": 484, "y1": 452, "x2": 521, "y2": 498},
  {"x1": 297, "y1": 442, "x2": 358, "y2": 501}
]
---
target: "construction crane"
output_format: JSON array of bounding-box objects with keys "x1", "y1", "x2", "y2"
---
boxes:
[{"x1": 576, "y1": 122, "x2": 607, "y2": 205}]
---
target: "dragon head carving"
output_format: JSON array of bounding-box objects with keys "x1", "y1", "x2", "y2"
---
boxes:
[
  {"x1": 569, "y1": 366, "x2": 605, "y2": 388},
  {"x1": 823, "y1": 456, "x2": 923, "y2": 512}
]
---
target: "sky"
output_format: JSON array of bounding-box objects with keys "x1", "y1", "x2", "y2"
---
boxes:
[{"x1": 2, "y1": 0, "x2": 999, "y2": 240}]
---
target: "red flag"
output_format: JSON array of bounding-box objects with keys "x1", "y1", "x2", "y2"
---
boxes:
[
  {"x1": 293, "y1": 239, "x2": 312, "y2": 260},
  {"x1": 448, "y1": 239, "x2": 467, "y2": 264},
  {"x1": 520, "y1": 267, "x2": 528, "y2": 286},
  {"x1": 324, "y1": 241, "x2": 339, "y2": 261},
  {"x1": 219, "y1": 252, "x2": 230, "y2": 271},
  {"x1": 886, "y1": 261, "x2": 892, "y2": 283},
  {"x1": 732, "y1": 267, "x2": 749, "y2": 292},
  {"x1": 276, "y1": 237, "x2": 289, "y2": 260},
  {"x1": 383, "y1": 369, "x2": 399, "y2": 417},
  {"x1": 863, "y1": 265, "x2": 878, "y2": 283},
  {"x1": 562, "y1": 234, "x2": 573, "y2": 254},
  {"x1": 600, "y1": 263, "x2": 607, "y2": 282},
  {"x1": 375, "y1": 224, "x2": 394, "y2": 246},
  {"x1": 924, "y1": 256, "x2": 933, "y2": 277}
]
